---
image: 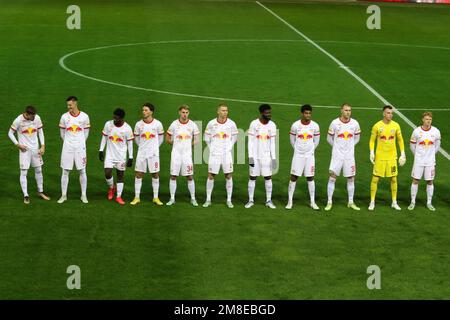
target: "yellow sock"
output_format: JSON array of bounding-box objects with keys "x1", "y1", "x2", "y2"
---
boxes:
[
  {"x1": 391, "y1": 176, "x2": 398, "y2": 201},
  {"x1": 370, "y1": 176, "x2": 379, "y2": 202}
]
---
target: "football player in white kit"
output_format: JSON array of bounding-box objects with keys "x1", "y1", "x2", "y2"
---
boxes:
[
  {"x1": 325, "y1": 104, "x2": 361, "y2": 211},
  {"x1": 8, "y1": 106, "x2": 50, "y2": 204},
  {"x1": 286, "y1": 104, "x2": 320, "y2": 210},
  {"x1": 166, "y1": 105, "x2": 200, "y2": 206},
  {"x1": 99, "y1": 108, "x2": 134, "y2": 205},
  {"x1": 245, "y1": 104, "x2": 277, "y2": 209},
  {"x1": 130, "y1": 103, "x2": 164, "y2": 206},
  {"x1": 58, "y1": 96, "x2": 90, "y2": 204},
  {"x1": 408, "y1": 112, "x2": 441, "y2": 211},
  {"x1": 203, "y1": 104, "x2": 238, "y2": 208}
]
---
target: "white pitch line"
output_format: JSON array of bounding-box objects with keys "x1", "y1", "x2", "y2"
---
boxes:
[
  {"x1": 256, "y1": 1, "x2": 450, "y2": 160},
  {"x1": 59, "y1": 39, "x2": 450, "y2": 111}
]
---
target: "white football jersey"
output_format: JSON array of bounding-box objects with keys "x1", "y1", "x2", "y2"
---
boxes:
[
  {"x1": 410, "y1": 126, "x2": 441, "y2": 166},
  {"x1": 167, "y1": 119, "x2": 200, "y2": 156},
  {"x1": 290, "y1": 120, "x2": 320, "y2": 157},
  {"x1": 59, "y1": 111, "x2": 90, "y2": 149},
  {"x1": 205, "y1": 118, "x2": 238, "y2": 156},
  {"x1": 328, "y1": 118, "x2": 361, "y2": 160},
  {"x1": 102, "y1": 120, "x2": 134, "y2": 161},
  {"x1": 248, "y1": 119, "x2": 277, "y2": 160},
  {"x1": 11, "y1": 114, "x2": 43, "y2": 150},
  {"x1": 134, "y1": 119, "x2": 164, "y2": 158}
]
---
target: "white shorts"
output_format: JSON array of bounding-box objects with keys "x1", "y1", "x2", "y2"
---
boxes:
[
  {"x1": 135, "y1": 155, "x2": 160, "y2": 173},
  {"x1": 290, "y1": 154, "x2": 315, "y2": 177},
  {"x1": 104, "y1": 157, "x2": 126, "y2": 171},
  {"x1": 208, "y1": 153, "x2": 233, "y2": 175},
  {"x1": 249, "y1": 158, "x2": 272, "y2": 177},
  {"x1": 170, "y1": 153, "x2": 193, "y2": 176},
  {"x1": 19, "y1": 149, "x2": 43, "y2": 170},
  {"x1": 61, "y1": 147, "x2": 86, "y2": 170},
  {"x1": 411, "y1": 164, "x2": 435, "y2": 181},
  {"x1": 329, "y1": 157, "x2": 356, "y2": 177}
]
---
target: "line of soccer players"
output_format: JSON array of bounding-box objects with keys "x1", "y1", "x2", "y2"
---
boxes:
[{"x1": 8, "y1": 96, "x2": 441, "y2": 211}]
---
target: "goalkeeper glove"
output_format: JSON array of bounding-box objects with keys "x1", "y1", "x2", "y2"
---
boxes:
[
  {"x1": 370, "y1": 150, "x2": 375, "y2": 164},
  {"x1": 399, "y1": 152, "x2": 406, "y2": 166},
  {"x1": 271, "y1": 159, "x2": 277, "y2": 170}
]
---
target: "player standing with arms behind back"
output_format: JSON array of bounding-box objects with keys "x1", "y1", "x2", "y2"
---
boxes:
[
  {"x1": 58, "y1": 96, "x2": 90, "y2": 204},
  {"x1": 203, "y1": 104, "x2": 238, "y2": 208},
  {"x1": 99, "y1": 108, "x2": 134, "y2": 205},
  {"x1": 130, "y1": 103, "x2": 164, "y2": 206},
  {"x1": 369, "y1": 105, "x2": 406, "y2": 211},
  {"x1": 166, "y1": 105, "x2": 200, "y2": 207},
  {"x1": 325, "y1": 103, "x2": 361, "y2": 211},
  {"x1": 286, "y1": 104, "x2": 320, "y2": 211},
  {"x1": 245, "y1": 104, "x2": 277, "y2": 209},
  {"x1": 8, "y1": 106, "x2": 50, "y2": 204},
  {"x1": 408, "y1": 112, "x2": 441, "y2": 211}
]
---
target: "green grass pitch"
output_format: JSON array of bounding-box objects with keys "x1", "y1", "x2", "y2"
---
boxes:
[{"x1": 0, "y1": 0, "x2": 449, "y2": 299}]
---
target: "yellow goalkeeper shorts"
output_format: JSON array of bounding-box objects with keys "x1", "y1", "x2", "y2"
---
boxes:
[{"x1": 373, "y1": 159, "x2": 398, "y2": 177}]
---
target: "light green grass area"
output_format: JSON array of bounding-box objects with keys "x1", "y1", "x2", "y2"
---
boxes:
[{"x1": 0, "y1": 0, "x2": 449, "y2": 299}]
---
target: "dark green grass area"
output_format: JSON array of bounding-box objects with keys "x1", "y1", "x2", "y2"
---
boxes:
[{"x1": 0, "y1": 0, "x2": 449, "y2": 299}]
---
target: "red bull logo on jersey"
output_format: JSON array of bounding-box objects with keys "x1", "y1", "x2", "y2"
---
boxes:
[
  {"x1": 419, "y1": 139, "x2": 434, "y2": 147},
  {"x1": 21, "y1": 127, "x2": 37, "y2": 135},
  {"x1": 176, "y1": 133, "x2": 191, "y2": 140},
  {"x1": 256, "y1": 134, "x2": 270, "y2": 140},
  {"x1": 67, "y1": 125, "x2": 82, "y2": 133},
  {"x1": 213, "y1": 132, "x2": 229, "y2": 139},
  {"x1": 380, "y1": 135, "x2": 395, "y2": 141},
  {"x1": 109, "y1": 135, "x2": 124, "y2": 143},
  {"x1": 141, "y1": 132, "x2": 156, "y2": 140},
  {"x1": 337, "y1": 131, "x2": 354, "y2": 140},
  {"x1": 297, "y1": 132, "x2": 313, "y2": 140}
]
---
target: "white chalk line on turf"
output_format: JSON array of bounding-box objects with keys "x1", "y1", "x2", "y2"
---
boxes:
[
  {"x1": 58, "y1": 39, "x2": 450, "y2": 112},
  {"x1": 256, "y1": 1, "x2": 450, "y2": 161}
]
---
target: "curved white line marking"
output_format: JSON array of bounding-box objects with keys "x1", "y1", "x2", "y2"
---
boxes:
[{"x1": 58, "y1": 39, "x2": 450, "y2": 111}]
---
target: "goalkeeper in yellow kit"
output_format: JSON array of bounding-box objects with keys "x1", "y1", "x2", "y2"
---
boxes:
[{"x1": 369, "y1": 105, "x2": 406, "y2": 211}]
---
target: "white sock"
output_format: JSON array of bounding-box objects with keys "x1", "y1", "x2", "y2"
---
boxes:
[
  {"x1": 135, "y1": 177, "x2": 142, "y2": 198},
  {"x1": 288, "y1": 180, "x2": 296, "y2": 204},
  {"x1": 410, "y1": 183, "x2": 418, "y2": 204},
  {"x1": 426, "y1": 184, "x2": 434, "y2": 204},
  {"x1": 79, "y1": 169, "x2": 87, "y2": 196},
  {"x1": 61, "y1": 169, "x2": 70, "y2": 196},
  {"x1": 34, "y1": 166, "x2": 44, "y2": 193},
  {"x1": 226, "y1": 178, "x2": 233, "y2": 202},
  {"x1": 20, "y1": 169, "x2": 28, "y2": 197},
  {"x1": 265, "y1": 179, "x2": 272, "y2": 202},
  {"x1": 248, "y1": 179, "x2": 255, "y2": 202},
  {"x1": 169, "y1": 179, "x2": 177, "y2": 200},
  {"x1": 327, "y1": 177, "x2": 336, "y2": 203},
  {"x1": 106, "y1": 177, "x2": 114, "y2": 188},
  {"x1": 116, "y1": 182, "x2": 124, "y2": 198},
  {"x1": 188, "y1": 180, "x2": 196, "y2": 199},
  {"x1": 347, "y1": 179, "x2": 355, "y2": 203},
  {"x1": 307, "y1": 180, "x2": 316, "y2": 204},
  {"x1": 206, "y1": 178, "x2": 214, "y2": 202},
  {"x1": 152, "y1": 177, "x2": 159, "y2": 198}
]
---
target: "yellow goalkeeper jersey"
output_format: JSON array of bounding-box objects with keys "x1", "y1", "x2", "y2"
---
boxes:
[{"x1": 370, "y1": 120, "x2": 405, "y2": 160}]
